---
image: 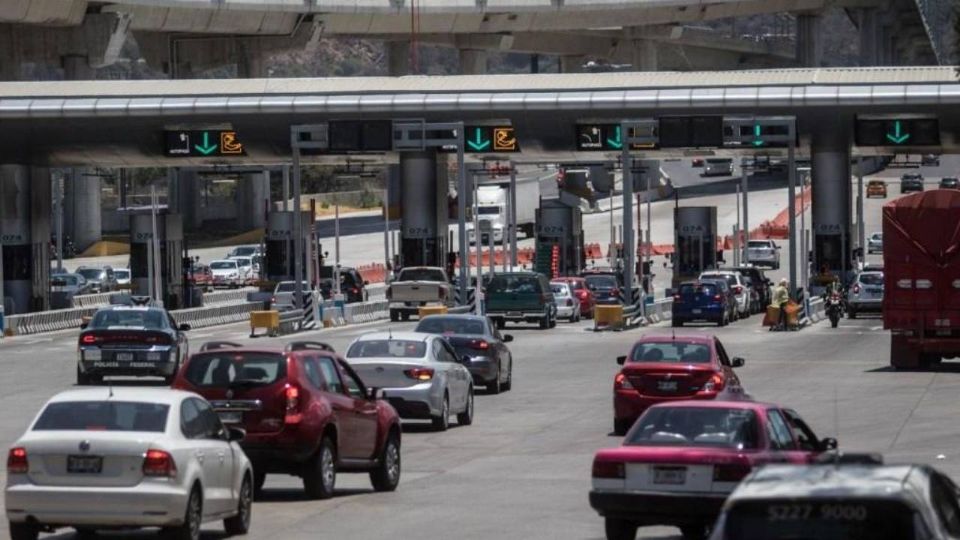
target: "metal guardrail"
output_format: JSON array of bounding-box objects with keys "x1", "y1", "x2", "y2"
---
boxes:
[
  {"x1": 344, "y1": 301, "x2": 390, "y2": 324},
  {"x1": 170, "y1": 302, "x2": 263, "y2": 330},
  {"x1": 203, "y1": 287, "x2": 259, "y2": 306},
  {"x1": 70, "y1": 292, "x2": 121, "y2": 308}
]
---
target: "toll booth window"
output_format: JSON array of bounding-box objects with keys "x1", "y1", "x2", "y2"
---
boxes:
[
  {"x1": 815, "y1": 235, "x2": 842, "y2": 271},
  {"x1": 478, "y1": 206, "x2": 500, "y2": 215},
  {"x1": 1, "y1": 245, "x2": 31, "y2": 280},
  {"x1": 130, "y1": 244, "x2": 148, "y2": 278},
  {"x1": 265, "y1": 240, "x2": 291, "y2": 278}
]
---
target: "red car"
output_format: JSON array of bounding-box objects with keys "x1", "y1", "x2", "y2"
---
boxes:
[
  {"x1": 613, "y1": 334, "x2": 744, "y2": 435},
  {"x1": 591, "y1": 400, "x2": 837, "y2": 540},
  {"x1": 172, "y1": 341, "x2": 402, "y2": 499},
  {"x1": 552, "y1": 276, "x2": 596, "y2": 318}
]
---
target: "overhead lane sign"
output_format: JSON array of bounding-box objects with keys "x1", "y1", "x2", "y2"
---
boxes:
[
  {"x1": 164, "y1": 130, "x2": 245, "y2": 157},
  {"x1": 576, "y1": 124, "x2": 655, "y2": 151},
  {"x1": 465, "y1": 125, "x2": 519, "y2": 153},
  {"x1": 855, "y1": 116, "x2": 940, "y2": 147}
]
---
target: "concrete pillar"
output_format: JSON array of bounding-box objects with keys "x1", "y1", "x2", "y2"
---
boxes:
[
  {"x1": 399, "y1": 151, "x2": 446, "y2": 267},
  {"x1": 458, "y1": 49, "x2": 488, "y2": 75},
  {"x1": 560, "y1": 55, "x2": 585, "y2": 73},
  {"x1": 236, "y1": 171, "x2": 270, "y2": 231},
  {"x1": 810, "y1": 115, "x2": 852, "y2": 277},
  {"x1": 237, "y1": 41, "x2": 267, "y2": 78},
  {"x1": 62, "y1": 169, "x2": 102, "y2": 253},
  {"x1": 796, "y1": 14, "x2": 823, "y2": 67},
  {"x1": 168, "y1": 169, "x2": 204, "y2": 231},
  {"x1": 0, "y1": 165, "x2": 50, "y2": 314},
  {"x1": 62, "y1": 54, "x2": 95, "y2": 80},
  {"x1": 631, "y1": 39, "x2": 659, "y2": 71},
  {"x1": 857, "y1": 9, "x2": 881, "y2": 66},
  {"x1": 387, "y1": 41, "x2": 411, "y2": 76}
]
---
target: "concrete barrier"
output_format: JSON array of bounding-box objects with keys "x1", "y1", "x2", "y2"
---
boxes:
[
  {"x1": 171, "y1": 302, "x2": 263, "y2": 330},
  {"x1": 204, "y1": 287, "x2": 259, "y2": 306},
  {"x1": 70, "y1": 292, "x2": 122, "y2": 308}
]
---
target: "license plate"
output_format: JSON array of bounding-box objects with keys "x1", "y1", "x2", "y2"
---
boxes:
[
  {"x1": 653, "y1": 466, "x2": 686, "y2": 485},
  {"x1": 218, "y1": 411, "x2": 243, "y2": 424},
  {"x1": 692, "y1": 309, "x2": 702, "y2": 314},
  {"x1": 507, "y1": 312, "x2": 522, "y2": 317},
  {"x1": 657, "y1": 380, "x2": 678, "y2": 392},
  {"x1": 115, "y1": 352, "x2": 134, "y2": 362},
  {"x1": 67, "y1": 455, "x2": 103, "y2": 474}
]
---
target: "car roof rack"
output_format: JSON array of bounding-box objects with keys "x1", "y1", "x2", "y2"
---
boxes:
[
  {"x1": 286, "y1": 341, "x2": 336, "y2": 353},
  {"x1": 199, "y1": 341, "x2": 244, "y2": 352}
]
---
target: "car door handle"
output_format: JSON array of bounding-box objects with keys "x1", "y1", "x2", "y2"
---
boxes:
[
  {"x1": 194, "y1": 451, "x2": 205, "y2": 463},
  {"x1": 218, "y1": 451, "x2": 226, "y2": 463}
]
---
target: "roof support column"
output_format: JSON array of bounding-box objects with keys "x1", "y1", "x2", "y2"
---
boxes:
[
  {"x1": 237, "y1": 40, "x2": 267, "y2": 78},
  {"x1": 458, "y1": 48, "x2": 488, "y2": 75},
  {"x1": 796, "y1": 13, "x2": 823, "y2": 67},
  {"x1": 560, "y1": 55, "x2": 585, "y2": 73},
  {"x1": 809, "y1": 113, "x2": 852, "y2": 280},
  {"x1": 631, "y1": 40, "x2": 659, "y2": 71},
  {"x1": 857, "y1": 8, "x2": 881, "y2": 66},
  {"x1": 387, "y1": 41, "x2": 411, "y2": 76}
]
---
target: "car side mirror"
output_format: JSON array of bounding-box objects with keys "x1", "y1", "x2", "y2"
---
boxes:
[
  {"x1": 366, "y1": 387, "x2": 385, "y2": 400},
  {"x1": 731, "y1": 357, "x2": 745, "y2": 368},
  {"x1": 616, "y1": 355, "x2": 627, "y2": 365},
  {"x1": 363, "y1": 280, "x2": 370, "y2": 286},
  {"x1": 502, "y1": 334, "x2": 514, "y2": 343},
  {"x1": 227, "y1": 427, "x2": 246, "y2": 442},
  {"x1": 179, "y1": 324, "x2": 191, "y2": 332},
  {"x1": 821, "y1": 437, "x2": 838, "y2": 451},
  {"x1": 80, "y1": 323, "x2": 88, "y2": 330}
]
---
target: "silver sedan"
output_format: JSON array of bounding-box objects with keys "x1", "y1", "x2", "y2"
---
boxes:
[
  {"x1": 5, "y1": 388, "x2": 253, "y2": 540},
  {"x1": 344, "y1": 331, "x2": 475, "y2": 431}
]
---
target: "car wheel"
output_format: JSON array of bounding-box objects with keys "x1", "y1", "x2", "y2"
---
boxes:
[
  {"x1": 369, "y1": 433, "x2": 401, "y2": 492},
  {"x1": 539, "y1": 314, "x2": 550, "y2": 329},
  {"x1": 848, "y1": 309, "x2": 857, "y2": 319},
  {"x1": 495, "y1": 318, "x2": 506, "y2": 329},
  {"x1": 253, "y1": 470, "x2": 267, "y2": 499},
  {"x1": 502, "y1": 363, "x2": 513, "y2": 391},
  {"x1": 613, "y1": 418, "x2": 632, "y2": 436},
  {"x1": 604, "y1": 517, "x2": 637, "y2": 540},
  {"x1": 431, "y1": 394, "x2": 450, "y2": 431},
  {"x1": 548, "y1": 312, "x2": 557, "y2": 328},
  {"x1": 680, "y1": 523, "x2": 709, "y2": 540},
  {"x1": 400, "y1": 312, "x2": 410, "y2": 322},
  {"x1": 163, "y1": 486, "x2": 202, "y2": 540},
  {"x1": 456, "y1": 390, "x2": 474, "y2": 426},
  {"x1": 389, "y1": 310, "x2": 399, "y2": 322},
  {"x1": 488, "y1": 366, "x2": 502, "y2": 395},
  {"x1": 303, "y1": 437, "x2": 336, "y2": 500},
  {"x1": 8, "y1": 523, "x2": 38, "y2": 540},
  {"x1": 223, "y1": 476, "x2": 252, "y2": 535}
]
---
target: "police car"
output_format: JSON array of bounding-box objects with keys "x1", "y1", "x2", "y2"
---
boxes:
[
  {"x1": 708, "y1": 459, "x2": 960, "y2": 540},
  {"x1": 76, "y1": 298, "x2": 190, "y2": 385}
]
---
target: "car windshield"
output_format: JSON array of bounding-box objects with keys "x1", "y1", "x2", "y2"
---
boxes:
[
  {"x1": 184, "y1": 353, "x2": 286, "y2": 387},
  {"x1": 53, "y1": 275, "x2": 79, "y2": 286},
  {"x1": 584, "y1": 275, "x2": 617, "y2": 289},
  {"x1": 707, "y1": 158, "x2": 731, "y2": 164},
  {"x1": 210, "y1": 261, "x2": 237, "y2": 270},
  {"x1": 33, "y1": 401, "x2": 169, "y2": 432},
  {"x1": 114, "y1": 270, "x2": 130, "y2": 279},
  {"x1": 347, "y1": 339, "x2": 428, "y2": 358},
  {"x1": 89, "y1": 309, "x2": 167, "y2": 330},
  {"x1": 748, "y1": 241, "x2": 771, "y2": 248},
  {"x1": 723, "y1": 499, "x2": 916, "y2": 540},
  {"x1": 679, "y1": 284, "x2": 717, "y2": 297},
  {"x1": 416, "y1": 317, "x2": 486, "y2": 335},
  {"x1": 276, "y1": 282, "x2": 296, "y2": 292},
  {"x1": 859, "y1": 273, "x2": 883, "y2": 285},
  {"x1": 487, "y1": 275, "x2": 541, "y2": 294},
  {"x1": 627, "y1": 407, "x2": 759, "y2": 449},
  {"x1": 77, "y1": 268, "x2": 103, "y2": 280},
  {"x1": 230, "y1": 247, "x2": 257, "y2": 257},
  {"x1": 631, "y1": 342, "x2": 711, "y2": 363},
  {"x1": 478, "y1": 206, "x2": 500, "y2": 215},
  {"x1": 233, "y1": 258, "x2": 251, "y2": 266},
  {"x1": 550, "y1": 284, "x2": 571, "y2": 296},
  {"x1": 398, "y1": 268, "x2": 446, "y2": 282}
]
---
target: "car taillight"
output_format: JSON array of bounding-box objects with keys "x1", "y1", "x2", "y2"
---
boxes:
[
  {"x1": 713, "y1": 462, "x2": 751, "y2": 482},
  {"x1": 673, "y1": 294, "x2": 682, "y2": 302},
  {"x1": 852, "y1": 284, "x2": 861, "y2": 294},
  {"x1": 351, "y1": 288, "x2": 359, "y2": 294},
  {"x1": 404, "y1": 367, "x2": 435, "y2": 381},
  {"x1": 7, "y1": 447, "x2": 28, "y2": 474},
  {"x1": 142, "y1": 449, "x2": 177, "y2": 478},
  {"x1": 80, "y1": 334, "x2": 100, "y2": 345},
  {"x1": 469, "y1": 340, "x2": 490, "y2": 351},
  {"x1": 577, "y1": 290, "x2": 589, "y2": 299},
  {"x1": 614, "y1": 372, "x2": 634, "y2": 390},
  {"x1": 271, "y1": 296, "x2": 276, "y2": 304},
  {"x1": 284, "y1": 384, "x2": 302, "y2": 424},
  {"x1": 714, "y1": 294, "x2": 723, "y2": 301},
  {"x1": 611, "y1": 288, "x2": 620, "y2": 297},
  {"x1": 592, "y1": 460, "x2": 626, "y2": 479},
  {"x1": 733, "y1": 286, "x2": 743, "y2": 294},
  {"x1": 702, "y1": 373, "x2": 725, "y2": 393}
]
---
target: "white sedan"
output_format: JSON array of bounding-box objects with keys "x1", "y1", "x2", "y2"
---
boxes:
[{"x1": 6, "y1": 388, "x2": 253, "y2": 540}]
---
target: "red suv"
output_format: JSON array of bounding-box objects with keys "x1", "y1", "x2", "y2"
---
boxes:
[
  {"x1": 172, "y1": 341, "x2": 402, "y2": 499},
  {"x1": 612, "y1": 334, "x2": 745, "y2": 435}
]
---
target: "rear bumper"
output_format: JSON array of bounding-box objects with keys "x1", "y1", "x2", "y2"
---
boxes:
[
  {"x1": 848, "y1": 299, "x2": 883, "y2": 311},
  {"x1": 383, "y1": 383, "x2": 442, "y2": 419},
  {"x1": 6, "y1": 481, "x2": 188, "y2": 528},
  {"x1": 556, "y1": 304, "x2": 577, "y2": 318},
  {"x1": 489, "y1": 310, "x2": 547, "y2": 323},
  {"x1": 78, "y1": 346, "x2": 177, "y2": 378},
  {"x1": 614, "y1": 390, "x2": 714, "y2": 424},
  {"x1": 589, "y1": 490, "x2": 726, "y2": 525},
  {"x1": 462, "y1": 357, "x2": 497, "y2": 383},
  {"x1": 673, "y1": 306, "x2": 724, "y2": 321}
]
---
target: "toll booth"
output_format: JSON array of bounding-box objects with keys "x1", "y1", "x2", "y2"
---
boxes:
[
  {"x1": 398, "y1": 152, "x2": 449, "y2": 268},
  {"x1": 264, "y1": 210, "x2": 313, "y2": 283},
  {"x1": 0, "y1": 165, "x2": 50, "y2": 314},
  {"x1": 534, "y1": 193, "x2": 583, "y2": 278},
  {"x1": 130, "y1": 213, "x2": 184, "y2": 309},
  {"x1": 672, "y1": 206, "x2": 719, "y2": 288}
]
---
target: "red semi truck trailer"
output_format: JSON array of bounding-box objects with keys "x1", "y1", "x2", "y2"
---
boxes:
[{"x1": 883, "y1": 190, "x2": 960, "y2": 369}]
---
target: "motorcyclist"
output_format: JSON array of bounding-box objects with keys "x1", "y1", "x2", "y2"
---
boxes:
[{"x1": 770, "y1": 278, "x2": 790, "y2": 330}]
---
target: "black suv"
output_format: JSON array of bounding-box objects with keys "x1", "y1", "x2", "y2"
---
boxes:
[
  {"x1": 940, "y1": 177, "x2": 959, "y2": 190},
  {"x1": 900, "y1": 173, "x2": 924, "y2": 194},
  {"x1": 319, "y1": 266, "x2": 369, "y2": 303}
]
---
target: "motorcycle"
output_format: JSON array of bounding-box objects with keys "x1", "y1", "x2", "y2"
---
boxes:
[{"x1": 825, "y1": 291, "x2": 844, "y2": 328}]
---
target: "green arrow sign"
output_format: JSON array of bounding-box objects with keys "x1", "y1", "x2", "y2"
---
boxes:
[
  {"x1": 194, "y1": 132, "x2": 218, "y2": 155},
  {"x1": 751, "y1": 124, "x2": 765, "y2": 147},
  {"x1": 606, "y1": 126, "x2": 623, "y2": 150},
  {"x1": 466, "y1": 127, "x2": 491, "y2": 151},
  {"x1": 886, "y1": 121, "x2": 910, "y2": 144}
]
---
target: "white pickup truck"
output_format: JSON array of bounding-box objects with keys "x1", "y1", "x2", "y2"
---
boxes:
[{"x1": 387, "y1": 267, "x2": 454, "y2": 321}]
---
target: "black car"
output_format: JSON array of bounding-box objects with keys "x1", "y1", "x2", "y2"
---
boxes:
[
  {"x1": 76, "y1": 304, "x2": 190, "y2": 385},
  {"x1": 319, "y1": 266, "x2": 368, "y2": 303},
  {"x1": 940, "y1": 177, "x2": 959, "y2": 190},
  {"x1": 900, "y1": 173, "x2": 924, "y2": 194},
  {"x1": 414, "y1": 314, "x2": 514, "y2": 393},
  {"x1": 582, "y1": 272, "x2": 622, "y2": 305},
  {"x1": 724, "y1": 266, "x2": 771, "y2": 313}
]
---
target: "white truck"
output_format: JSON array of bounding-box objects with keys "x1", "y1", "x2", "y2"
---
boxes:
[
  {"x1": 467, "y1": 180, "x2": 538, "y2": 245},
  {"x1": 387, "y1": 267, "x2": 454, "y2": 321}
]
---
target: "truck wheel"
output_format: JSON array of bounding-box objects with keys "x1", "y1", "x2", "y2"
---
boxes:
[
  {"x1": 495, "y1": 318, "x2": 506, "y2": 329},
  {"x1": 539, "y1": 315, "x2": 550, "y2": 330},
  {"x1": 848, "y1": 309, "x2": 857, "y2": 319},
  {"x1": 389, "y1": 310, "x2": 399, "y2": 322},
  {"x1": 672, "y1": 318, "x2": 683, "y2": 327},
  {"x1": 401, "y1": 312, "x2": 410, "y2": 322},
  {"x1": 890, "y1": 335, "x2": 920, "y2": 370}
]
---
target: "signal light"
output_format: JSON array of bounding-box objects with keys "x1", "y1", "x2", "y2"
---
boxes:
[
  {"x1": 142, "y1": 449, "x2": 177, "y2": 478},
  {"x1": 592, "y1": 460, "x2": 626, "y2": 479},
  {"x1": 404, "y1": 368, "x2": 435, "y2": 381},
  {"x1": 284, "y1": 385, "x2": 302, "y2": 424},
  {"x1": 7, "y1": 447, "x2": 28, "y2": 474}
]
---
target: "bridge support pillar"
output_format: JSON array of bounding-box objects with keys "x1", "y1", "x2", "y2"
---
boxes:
[
  {"x1": 169, "y1": 169, "x2": 204, "y2": 231},
  {"x1": 458, "y1": 49, "x2": 488, "y2": 75},
  {"x1": 62, "y1": 169, "x2": 102, "y2": 253},
  {"x1": 399, "y1": 151, "x2": 447, "y2": 268},
  {"x1": 560, "y1": 55, "x2": 585, "y2": 73},
  {"x1": 810, "y1": 115, "x2": 852, "y2": 282},
  {"x1": 0, "y1": 165, "x2": 51, "y2": 314},
  {"x1": 796, "y1": 13, "x2": 823, "y2": 67},
  {"x1": 631, "y1": 40, "x2": 659, "y2": 71},
  {"x1": 237, "y1": 41, "x2": 267, "y2": 78},
  {"x1": 387, "y1": 41, "x2": 411, "y2": 76},
  {"x1": 236, "y1": 171, "x2": 270, "y2": 231},
  {"x1": 857, "y1": 8, "x2": 881, "y2": 66}
]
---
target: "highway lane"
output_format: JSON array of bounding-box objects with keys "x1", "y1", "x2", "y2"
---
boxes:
[{"x1": 3, "y1": 299, "x2": 960, "y2": 539}]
